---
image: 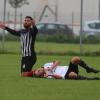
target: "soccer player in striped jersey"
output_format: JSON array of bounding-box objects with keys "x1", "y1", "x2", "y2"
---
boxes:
[{"x1": 0, "y1": 16, "x2": 38, "y2": 77}]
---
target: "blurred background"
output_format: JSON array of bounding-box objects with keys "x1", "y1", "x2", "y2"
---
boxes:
[
  {"x1": 0, "y1": 0, "x2": 99, "y2": 32},
  {"x1": 0, "y1": 0, "x2": 100, "y2": 56}
]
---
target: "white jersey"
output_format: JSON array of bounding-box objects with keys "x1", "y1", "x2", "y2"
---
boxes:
[{"x1": 43, "y1": 62, "x2": 69, "y2": 79}]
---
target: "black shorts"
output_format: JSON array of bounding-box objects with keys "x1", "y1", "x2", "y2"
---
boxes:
[
  {"x1": 21, "y1": 55, "x2": 36, "y2": 72},
  {"x1": 65, "y1": 62, "x2": 79, "y2": 79}
]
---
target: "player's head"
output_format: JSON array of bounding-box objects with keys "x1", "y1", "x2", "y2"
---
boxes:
[
  {"x1": 23, "y1": 16, "x2": 33, "y2": 29},
  {"x1": 34, "y1": 68, "x2": 44, "y2": 77}
]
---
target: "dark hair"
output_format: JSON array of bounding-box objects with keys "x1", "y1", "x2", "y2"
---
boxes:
[{"x1": 25, "y1": 16, "x2": 33, "y2": 20}]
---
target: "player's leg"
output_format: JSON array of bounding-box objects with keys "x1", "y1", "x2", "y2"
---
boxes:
[
  {"x1": 67, "y1": 72, "x2": 88, "y2": 80},
  {"x1": 71, "y1": 56, "x2": 99, "y2": 73},
  {"x1": 67, "y1": 57, "x2": 80, "y2": 75},
  {"x1": 68, "y1": 72, "x2": 78, "y2": 79},
  {"x1": 21, "y1": 56, "x2": 36, "y2": 77},
  {"x1": 65, "y1": 56, "x2": 100, "y2": 80},
  {"x1": 79, "y1": 59, "x2": 99, "y2": 73},
  {"x1": 65, "y1": 58, "x2": 79, "y2": 79}
]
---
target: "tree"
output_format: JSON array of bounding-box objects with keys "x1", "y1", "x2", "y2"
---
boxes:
[
  {"x1": 8, "y1": 0, "x2": 29, "y2": 29},
  {"x1": 9, "y1": 0, "x2": 29, "y2": 8}
]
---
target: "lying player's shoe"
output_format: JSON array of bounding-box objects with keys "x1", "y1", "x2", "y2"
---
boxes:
[{"x1": 86, "y1": 68, "x2": 99, "y2": 73}]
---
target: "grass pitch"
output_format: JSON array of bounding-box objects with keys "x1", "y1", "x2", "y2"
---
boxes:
[
  {"x1": 1, "y1": 41, "x2": 100, "y2": 55},
  {"x1": 0, "y1": 54, "x2": 100, "y2": 100}
]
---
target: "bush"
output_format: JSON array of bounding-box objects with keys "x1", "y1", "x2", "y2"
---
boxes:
[
  {"x1": 36, "y1": 33, "x2": 75, "y2": 43},
  {"x1": 0, "y1": 33, "x2": 100, "y2": 44},
  {"x1": 0, "y1": 34, "x2": 19, "y2": 41},
  {"x1": 82, "y1": 35, "x2": 100, "y2": 44}
]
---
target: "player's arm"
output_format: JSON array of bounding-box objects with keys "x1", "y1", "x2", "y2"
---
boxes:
[
  {"x1": 31, "y1": 19, "x2": 38, "y2": 34},
  {"x1": 48, "y1": 60, "x2": 60, "y2": 71},
  {"x1": 42, "y1": 70, "x2": 62, "y2": 79},
  {"x1": 50, "y1": 74, "x2": 63, "y2": 79},
  {"x1": 43, "y1": 67, "x2": 63, "y2": 79},
  {"x1": 0, "y1": 23, "x2": 20, "y2": 36},
  {"x1": 5, "y1": 27, "x2": 21, "y2": 36},
  {"x1": 42, "y1": 61, "x2": 60, "y2": 73},
  {"x1": 43, "y1": 73, "x2": 49, "y2": 78}
]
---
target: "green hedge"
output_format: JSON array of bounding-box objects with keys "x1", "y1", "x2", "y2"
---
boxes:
[
  {"x1": 0, "y1": 33, "x2": 100, "y2": 43},
  {"x1": 36, "y1": 33, "x2": 75, "y2": 43},
  {"x1": 0, "y1": 34, "x2": 19, "y2": 41},
  {"x1": 36, "y1": 33, "x2": 100, "y2": 43}
]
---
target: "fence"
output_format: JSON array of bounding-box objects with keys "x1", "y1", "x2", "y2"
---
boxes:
[
  {"x1": 0, "y1": 11, "x2": 100, "y2": 55},
  {"x1": 0, "y1": 11, "x2": 98, "y2": 34}
]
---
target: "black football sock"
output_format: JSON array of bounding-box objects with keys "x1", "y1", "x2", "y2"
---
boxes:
[{"x1": 79, "y1": 60, "x2": 99, "y2": 73}]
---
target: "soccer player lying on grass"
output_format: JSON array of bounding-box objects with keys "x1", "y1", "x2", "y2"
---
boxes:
[{"x1": 33, "y1": 56, "x2": 100, "y2": 80}]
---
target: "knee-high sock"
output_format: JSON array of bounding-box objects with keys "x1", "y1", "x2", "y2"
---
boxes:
[{"x1": 78, "y1": 60, "x2": 99, "y2": 73}]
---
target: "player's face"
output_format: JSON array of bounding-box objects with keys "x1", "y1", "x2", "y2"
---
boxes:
[
  {"x1": 34, "y1": 69, "x2": 44, "y2": 77},
  {"x1": 23, "y1": 18, "x2": 32, "y2": 28}
]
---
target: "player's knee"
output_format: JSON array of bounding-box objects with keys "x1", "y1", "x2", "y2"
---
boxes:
[
  {"x1": 21, "y1": 72, "x2": 33, "y2": 77},
  {"x1": 71, "y1": 56, "x2": 80, "y2": 65},
  {"x1": 68, "y1": 72, "x2": 78, "y2": 79}
]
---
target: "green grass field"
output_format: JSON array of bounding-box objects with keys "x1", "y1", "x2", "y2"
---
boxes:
[
  {"x1": 0, "y1": 41, "x2": 100, "y2": 55},
  {"x1": 0, "y1": 54, "x2": 100, "y2": 100}
]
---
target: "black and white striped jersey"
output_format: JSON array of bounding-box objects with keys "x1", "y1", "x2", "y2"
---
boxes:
[{"x1": 5, "y1": 26, "x2": 38, "y2": 57}]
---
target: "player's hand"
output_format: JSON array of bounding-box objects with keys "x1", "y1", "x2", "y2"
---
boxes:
[
  {"x1": 44, "y1": 74, "x2": 48, "y2": 78},
  {"x1": 0, "y1": 23, "x2": 6, "y2": 29},
  {"x1": 31, "y1": 19, "x2": 35, "y2": 26}
]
